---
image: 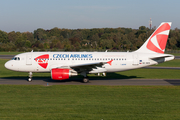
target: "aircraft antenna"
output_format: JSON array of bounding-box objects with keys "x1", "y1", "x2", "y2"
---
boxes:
[{"x1": 149, "y1": 18, "x2": 152, "y2": 29}]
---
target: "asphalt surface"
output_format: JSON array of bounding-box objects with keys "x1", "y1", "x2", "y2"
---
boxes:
[
  {"x1": 143, "y1": 66, "x2": 180, "y2": 70},
  {"x1": 0, "y1": 55, "x2": 14, "y2": 59},
  {"x1": 0, "y1": 77, "x2": 180, "y2": 86},
  {"x1": 175, "y1": 56, "x2": 180, "y2": 59}
]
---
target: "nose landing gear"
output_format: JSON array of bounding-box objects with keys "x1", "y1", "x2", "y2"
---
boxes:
[{"x1": 28, "y1": 72, "x2": 32, "y2": 82}]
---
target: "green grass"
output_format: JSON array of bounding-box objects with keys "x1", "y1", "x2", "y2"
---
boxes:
[
  {"x1": 169, "y1": 53, "x2": 180, "y2": 56},
  {"x1": 153, "y1": 59, "x2": 180, "y2": 67},
  {"x1": 0, "y1": 85, "x2": 180, "y2": 119}
]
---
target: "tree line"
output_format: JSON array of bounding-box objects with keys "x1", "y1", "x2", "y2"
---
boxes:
[{"x1": 0, "y1": 26, "x2": 180, "y2": 52}]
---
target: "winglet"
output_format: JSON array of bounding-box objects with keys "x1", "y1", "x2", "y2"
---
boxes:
[{"x1": 107, "y1": 60, "x2": 113, "y2": 65}]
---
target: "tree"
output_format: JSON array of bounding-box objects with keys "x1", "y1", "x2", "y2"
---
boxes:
[
  {"x1": 26, "y1": 32, "x2": 35, "y2": 43},
  {"x1": 34, "y1": 28, "x2": 46, "y2": 40},
  {"x1": 91, "y1": 33, "x2": 100, "y2": 48},
  {"x1": 0, "y1": 30, "x2": 8, "y2": 43},
  {"x1": 168, "y1": 38, "x2": 177, "y2": 49},
  {"x1": 8, "y1": 31, "x2": 16, "y2": 43},
  {"x1": 69, "y1": 37, "x2": 80, "y2": 45}
]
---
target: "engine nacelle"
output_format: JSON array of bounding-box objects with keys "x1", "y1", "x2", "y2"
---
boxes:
[{"x1": 51, "y1": 68, "x2": 78, "y2": 80}]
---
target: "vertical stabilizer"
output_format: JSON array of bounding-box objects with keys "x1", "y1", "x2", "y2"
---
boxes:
[{"x1": 135, "y1": 22, "x2": 172, "y2": 54}]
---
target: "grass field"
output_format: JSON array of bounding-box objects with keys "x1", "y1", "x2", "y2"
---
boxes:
[
  {"x1": 152, "y1": 59, "x2": 180, "y2": 67},
  {"x1": 0, "y1": 85, "x2": 180, "y2": 120}
]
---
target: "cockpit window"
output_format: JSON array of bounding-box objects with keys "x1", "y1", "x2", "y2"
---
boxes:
[{"x1": 12, "y1": 57, "x2": 20, "y2": 61}]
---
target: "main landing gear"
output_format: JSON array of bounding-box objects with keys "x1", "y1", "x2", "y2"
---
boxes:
[
  {"x1": 28, "y1": 72, "x2": 32, "y2": 82},
  {"x1": 81, "y1": 72, "x2": 89, "y2": 83},
  {"x1": 83, "y1": 77, "x2": 89, "y2": 83}
]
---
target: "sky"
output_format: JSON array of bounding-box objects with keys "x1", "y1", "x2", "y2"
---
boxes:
[{"x1": 0, "y1": 0, "x2": 180, "y2": 33}]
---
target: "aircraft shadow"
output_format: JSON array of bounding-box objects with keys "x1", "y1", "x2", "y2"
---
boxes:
[
  {"x1": 164, "y1": 80, "x2": 180, "y2": 86},
  {"x1": 1, "y1": 72, "x2": 142, "y2": 83}
]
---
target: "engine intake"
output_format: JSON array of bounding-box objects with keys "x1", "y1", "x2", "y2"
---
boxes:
[{"x1": 51, "y1": 68, "x2": 77, "y2": 80}]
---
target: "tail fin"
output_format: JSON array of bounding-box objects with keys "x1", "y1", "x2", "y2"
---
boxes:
[{"x1": 135, "y1": 22, "x2": 172, "y2": 54}]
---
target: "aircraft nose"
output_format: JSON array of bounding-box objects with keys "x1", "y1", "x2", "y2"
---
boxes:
[{"x1": 5, "y1": 61, "x2": 12, "y2": 70}]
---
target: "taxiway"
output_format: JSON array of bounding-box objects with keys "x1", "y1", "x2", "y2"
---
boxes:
[{"x1": 0, "y1": 77, "x2": 180, "y2": 86}]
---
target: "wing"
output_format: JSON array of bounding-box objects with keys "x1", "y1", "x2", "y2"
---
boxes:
[
  {"x1": 52, "y1": 60, "x2": 113, "y2": 73},
  {"x1": 70, "y1": 62, "x2": 106, "y2": 73}
]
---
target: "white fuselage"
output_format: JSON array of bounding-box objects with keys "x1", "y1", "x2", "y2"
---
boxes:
[{"x1": 5, "y1": 52, "x2": 174, "y2": 73}]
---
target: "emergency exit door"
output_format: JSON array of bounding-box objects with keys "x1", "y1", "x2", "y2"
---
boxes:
[{"x1": 26, "y1": 54, "x2": 32, "y2": 65}]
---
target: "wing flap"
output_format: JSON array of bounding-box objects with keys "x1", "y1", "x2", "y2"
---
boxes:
[
  {"x1": 50, "y1": 60, "x2": 113, "y2": 73},
  {"x1": 70, "y1": 62, "x2": 106, "y2": 68}
]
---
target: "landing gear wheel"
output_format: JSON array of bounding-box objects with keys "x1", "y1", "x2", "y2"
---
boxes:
[
  {"x1": 28, "y1": 72, "x2": 33, "y2": 82},
  {"x1": 28, "y1": 78, "x2": 32, "y2": 82},
  {"x1": 83, "y1": 78, "x2": 89, "y2": 83}
]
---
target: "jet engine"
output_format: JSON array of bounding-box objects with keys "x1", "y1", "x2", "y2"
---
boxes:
[{"x1": 51, "y1": 68, "x2": 78, "y2": 80}]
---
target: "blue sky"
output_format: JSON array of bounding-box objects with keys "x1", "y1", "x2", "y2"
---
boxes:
[{"x1": 0, "y1": 0, "x2": 179, "y2": 32}]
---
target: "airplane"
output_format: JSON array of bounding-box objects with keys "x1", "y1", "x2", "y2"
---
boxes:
[{"x1": 5, "y1": 22, "x2": 174, "y2": 83}]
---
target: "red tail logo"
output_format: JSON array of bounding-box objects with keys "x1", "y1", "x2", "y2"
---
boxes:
[
  {"x1": 35, "y1": 54, "x2": 49, "y2": 69},
  {"x1": 146, "y1": 23, "x2": 171, "y2": 53}
]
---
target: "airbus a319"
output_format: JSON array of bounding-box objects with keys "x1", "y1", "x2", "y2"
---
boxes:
[{"x1": 5, "y1": 22, "x2": 174, "y2": 83}]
